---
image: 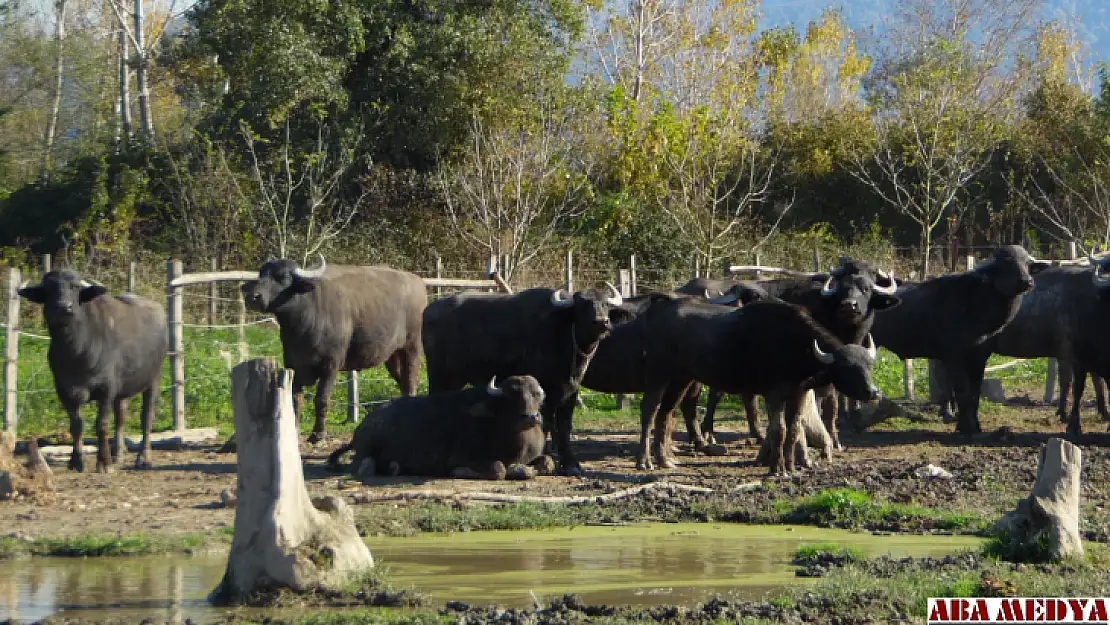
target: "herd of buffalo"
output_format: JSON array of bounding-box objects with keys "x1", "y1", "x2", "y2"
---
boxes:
[{"x1": 14, "y1": 243, "x2": 1110, "y2": 480}]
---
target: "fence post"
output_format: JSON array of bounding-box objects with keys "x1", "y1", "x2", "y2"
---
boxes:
[
  {"x1": 564, "y1": 250, "x2": 574, "y2": 293},
  {"x1": 127, "y1": 262, "x2": 136, "y2": 293},
  {"x1": 434, "y1": 256, "x2": 443, "y2": 299},
  {"x1": 346, "y1": 371, "x2": 359, "y2": 425},
  {"x1": 167, "y1": 259, "x2": 185, "y2": 432},
  {"x1": 966, "y1": 255, "x2": 975, "y2": 272},
  {"x1": 42, "y1": 253, "x2": 52, "y2": 274},
  {"x1": 3, "y1": 267, "x2": 20, "y2": 435},
  {"x1": 903, "y1": 360, "x2": 914, "y2": 400},
  {"x1": 208, "y1": 258, "x2": 218, "y2": 327},
  {"x1": 629, "y1": 254, "x2": 638, "y2": 297},
  {"x1": 485, "y1": 255, "x2": 498, "y2": 293},
  {"x1": 615, "y1": 269, "x2": 633, "y2": 410},
  {"x1": 754, "y1": 252, "x2": 762, "y2": 280},
  {"x1": 693, "y1": 253, "x2": 700, "y2": 279},
  {"x1": 811, "y1": 243, "x2": 820, "y2": 272}
]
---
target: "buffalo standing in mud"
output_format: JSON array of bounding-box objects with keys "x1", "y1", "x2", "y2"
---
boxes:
[
  {"x1": 422, "y1": 285, "x2": 630, "y2": 476},
  {"x1": 682, "y1": 259, "x2": 899, "y2": 451},
  {"x1": 637, "y1": 296, "x2": 881, "y2": 474},
  {"x1": 242, "y1": 256, "x2": 426, "y2": 443},
  {"x1": 18, "y1": 271, "x2": 167, "y2": 473},
  {"x1": 870, "y1": 245, "x2": 1048, "y2": 435},
  {"x1": 327, "y1": 376, "x2": 551, "y2": 480}
]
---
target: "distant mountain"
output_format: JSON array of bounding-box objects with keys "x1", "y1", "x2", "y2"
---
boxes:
[{"x1": 758, "y1": 0, "x2": 1110, "y2": 67}]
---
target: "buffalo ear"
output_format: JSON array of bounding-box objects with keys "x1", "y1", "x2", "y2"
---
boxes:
[
  {"x1": 869, "y1": 293, "x2": 901, "y2": 311},
  {"x1": 608, "y1": 306, "x2": 634, "y2": 325},
  {"x1": 79, "y1": 285, "x2": 107, "y2": 303},
  {"x1": 291, "y1": 278, "x2": 316, "y2": 294},
  {"x1": 18, "y1": 286, "x2": 45, "y2": 304}
]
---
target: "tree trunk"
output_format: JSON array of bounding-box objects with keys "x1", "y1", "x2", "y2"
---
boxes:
[
  {"x1": 993, "y1": 437, "x2": 1084, "y2": 561},
  {"x1": 132, "y1": 0, "x2": 154, "y2": 141},
  {"x1": 920, "y1": 224, "x2": 932, "y2": 277},
  {"x1": 116, "y1": 28, "x2": 132, "y2": 149},
  {"x1": 209, "y1": 358, "x2": 373, "y2": 604},
  {"x1": 39, "y1": 0, "x2": 67, "y2": 181}
]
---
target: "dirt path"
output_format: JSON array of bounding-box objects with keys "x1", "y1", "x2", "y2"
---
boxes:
[{"x1": 3, "y1": 399, "x2": 1109, "y2": 544}]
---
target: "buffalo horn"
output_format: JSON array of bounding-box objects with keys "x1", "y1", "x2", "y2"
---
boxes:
[
  {"x1": 486, "y1": 376, "x2": 504, "y2": 397},
  {"x1": 293, "y1": 254, "x2": 327, "y2": 280},
  {"x1": 78, "y1": 279, "x2": 93, "y2": 287},
  {"x1": 820, "y1": 274, "x2": 837, "y2": 297},
  {"x1": 863, "y1": 333, "x2": 877, "y2": 360},
  {"x1": 813, "y1": 339, "x2": 835, "y2": 365},
  {"x1": 873, "y1": 270, "x2": 898, "y2": 294},
  {"x1": 603, "y1": 281, "x2": 623, "y2": 306},
  {"x1": 550, "y1": 289, "x2": 575, "y2": 308}
]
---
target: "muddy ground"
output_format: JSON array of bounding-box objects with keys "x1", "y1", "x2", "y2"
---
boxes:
[{"x1": 3, "y1": 396, "x2": 1109, "y2": 546}]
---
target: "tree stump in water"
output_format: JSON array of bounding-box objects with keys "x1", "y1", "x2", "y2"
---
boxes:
[
  {"x1": 209, "y1": 358, "x2": 373, "y2": 605},
  {"x1": 993, "y1": 437, "x2": 1084, "y2": 561},
  {"x1": 756, "y1": 390, "x2": 832, "y2": 469}
]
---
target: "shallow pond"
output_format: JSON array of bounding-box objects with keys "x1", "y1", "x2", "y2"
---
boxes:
[{"x1": 0, "y1": 523, "x2": 982, "y2": 623}]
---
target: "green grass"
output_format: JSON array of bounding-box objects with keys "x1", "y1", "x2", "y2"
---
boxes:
[
  {"x1": 792, "y1": 543, "x2": 865, "y2": 564},
  {"x1": 0, "y1": 531, "x2": 211, "y2": 558},
  {"x1": 781, "y1": 487, "x2": 989, "y2": 532}
]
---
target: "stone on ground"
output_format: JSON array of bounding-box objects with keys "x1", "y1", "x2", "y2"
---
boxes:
[{"x1": 209, "y1": 358, "x2": 373, "y2": 605}]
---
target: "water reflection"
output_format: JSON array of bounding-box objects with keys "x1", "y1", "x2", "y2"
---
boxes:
[{"x1": 0, "y1": 524, "x2": 981, "y2": 622}]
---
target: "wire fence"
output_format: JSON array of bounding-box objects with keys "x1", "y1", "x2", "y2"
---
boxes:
[{"x1": 0, "y1": 247, "x2": 1070, "y2": 439}]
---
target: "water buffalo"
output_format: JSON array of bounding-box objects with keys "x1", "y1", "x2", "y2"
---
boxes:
[
  {"x1": 326, "y1": 376, "x2": 551, "y2": 480},
  {"x1": 692, "y1": 259, "x2": 899, "y2": 450},
  {"x1": 18, "y1": 271, "x2": 167, "y2": 473},
  {"x1": 422, "y1": 284, "x2": 630, "y2": 476},
  {"x1": 637, "y1": 296, "x2": 881, "y2": 474},
  {"x1": 242, "y1": 255, "x2": 426, "y2": 443},
  {"x1": 870, "y1": 245, "x2": 1049, "y2": 434}
]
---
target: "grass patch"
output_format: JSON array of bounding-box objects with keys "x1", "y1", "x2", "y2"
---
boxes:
[
  {"x1": 783, "y1": 488, "x2": 988, "y2": 533},
  {"x1": 792, "y1": 543, "x2": 864, "y2": 565},
  {"x1": 0, "y1": 532, "x2": 210, "y2": 558}
]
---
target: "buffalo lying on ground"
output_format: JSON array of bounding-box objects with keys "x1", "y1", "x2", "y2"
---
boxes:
[
  {"x1": 422, "y1": 285, "x2": 631, "y2": 476},
  {"x1": 637, "y1": 296, "x2": 881, "y2": 473},
  {"x1": 870, "y1": 245, "x2": 1048, "y2": 434},
  {"x1": 326, "y1": 376, "x2": 551, "y2": 479},
  {"x1": 689, "y1": 259, "x2": 899, "y2": 451},
  {"x1": 242, "y1": 256, "x2": 426, "y2": 443},
  {"x1": 19, "y1": 271, "x2": 167, "y2": 473}
]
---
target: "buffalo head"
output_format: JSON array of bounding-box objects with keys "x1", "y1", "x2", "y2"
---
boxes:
[
  {"x1": 1088, "y1": 248, "x2": 1110, "y2": 290},
  {"x1": 818, "y1": 258, "x2": 900, "y2": 323},
  {"x1": 242, "y1": 255, "x2": 328, "y2": 312},
  {"x1": 706, "y1": 282, "x2": 770, "y2": 307},
  {"x1": 549, "y1": 282, "x2": 632, "y2": 346},
  {"x1": 974, "y1": 245, "x2": 1047, "y2": 296},
  {"x1": 812, "y1": 333, "x2": 881, "y2": 402},
  {"x1": 477, "y1": 375, "x2": 546, "y2": 430},
  {"x1": 18, "y1": 270, "x2": 108, "y2": 325}
]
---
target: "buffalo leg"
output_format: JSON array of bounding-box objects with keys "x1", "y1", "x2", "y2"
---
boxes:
[
  {"x1": 949, "y1": 353, "x2": 988, "y2": 435},
  {"x1": 292, "y1": 374, "x2": 306, "y2": 423},
  {"x1": 111, "y1": 398, "x2": 127, "y2": 464},
  {"x1": 638, "y1": 384, "x2": 667, "y2": 471},
  {"x1": 308, "y1": 369, "x2": 338, "y2": 444},
  {"x1": 66, "y1": 404, "x2": 85, "y2": 472},
  {"x1": 135, "y1": 384, "x2": 155, "y2": 469},
  {"x1": 95, "y1": 398, "x2": 112, "y2": 473},
  {"x1": 782, "y1": 389, "x2": 806, "y2": 474},
  {"x1": 679, "y1": 383, "x2": 708, "y2": 451},
  {"x1": 554, "y1": 396, "x2": 583, "y2": 477},
  {"x1": 762, "y1": 393, "x2": 787, "y2": 475},
  {"x1": 1096, "y1": 374, "x2": 1110, "y2": 422},
  {"x1": 652, "y1": 382, "x2": 688, "y2": 469},
  {"x1": 700, "y1": 388, "x2": 719, "y2": 444},
  {"x1": 1067, "y1": 368, "x2": 1087, "y2": 438},
  {"x1": 386, "y1": 346, "x2": 420, "y2": 397},
  {"x1": 741, "y1": 393, "x2": 763, "y2": 442},
  {"x1": 1057, "y1": 360, "x2": 1073, "y2": 424},
  {"x1": 815, "y1": 384, "x2": 841, "y2": 451}
]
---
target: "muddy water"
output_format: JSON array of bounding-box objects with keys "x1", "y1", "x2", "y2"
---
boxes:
[{"x1": 0, "y1": 524, "x2": 981, "y2": 623}]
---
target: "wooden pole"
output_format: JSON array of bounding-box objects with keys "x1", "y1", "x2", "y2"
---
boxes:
[
  {"x1": 167, "y1": 259, "x2": 185, "y2": 432},
  {"x1": 1067, "y1": 241, "x2": 1078, "y2": 261},
  {"x1": 811, "y1": 243, "x2": 820, "y2": 272},
  {"x1": 754, "y1": 252, "x2": 762, "y2": 280},
  {"x1": 564, "y1": 250, "x2": 574, "y2": 293},
  {"x1": 629, "y1": 254, "x2": 638, "y2": 297},
  {"x1": 346, "y1": 371, "x2": 359, "y2": 425},
  {"x1": 693, "y1": 254, "x2": 701, "y2": 279},
  {"x1": 3, "y1": 267, "x2": 20, "y2": 435},
  {"x1": 903, "y1": 360, "x2": 914, "y2": 400},
  {"x1": 208, "y1": 257, "x2": 218, "y2": 327},
  {"x1": 127, "y1": 261, "x2": 136, "y2": 293},
  {"x1": 966, "y1": 255, "x2": 975, "y2": 272},
  {"x1": 42, "y1": 254, "x2": 52, "y2": 274},
  {"x1": 615, "y1": 269, "x2": 633, "y2": 411},
  {"x1": 434, "y1": 256, "x2": 443, "y2": 299}
]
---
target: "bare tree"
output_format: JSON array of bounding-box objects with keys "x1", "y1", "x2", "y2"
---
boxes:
[
  {"x1": 437, "y1": 111, "x2": 591, "y2": 281},
  {"x1": 106, "y1": 0, "x2": 182, "y2": 142},
  {"x1": 39, "y1": 0, "x2": 67, "y2": 180},
  {"x1": 584, "y1": 0, "x2": 680, "y2": 103},
  {"x1": 235, "y1": 120, "x2": 369, "y2": 263},
  {"x1": 1016, "y1": 147, "x2": 1110, "y2": 251}
]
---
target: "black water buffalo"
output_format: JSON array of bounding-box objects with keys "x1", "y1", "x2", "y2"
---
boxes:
[
  {"x1": 870, "y1": 245, "x2": 1048, "y2": 434},
  {"x1": 637, "y1": 296, "x2": 881, "y2": 473},
  {"x1": 423, "y1": 284, "x2": 630, "y2": 476},
  {"x1": 693, "y1": 259, "x2": 899, "y2": 450},
  {"x1": 18, "y1": 271, "x2": 166, "y2": 473},
  {"x1": 326, "y1": 376, "x2": 550, "y2": 480},
  {"x1": 242, "y1": 255, "x2": 426, "y2": 443}
]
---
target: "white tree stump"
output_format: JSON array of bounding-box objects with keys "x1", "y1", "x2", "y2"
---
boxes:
[
  {"x1": 994, "y1": 437, "x2": 1084, "y2": 561},
  {"x1": 756, "y1": 390, "x2": 832, "y2": 469},
  {"x1": 210, "y1": 358, "x2": 374, "y2": 605}
]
